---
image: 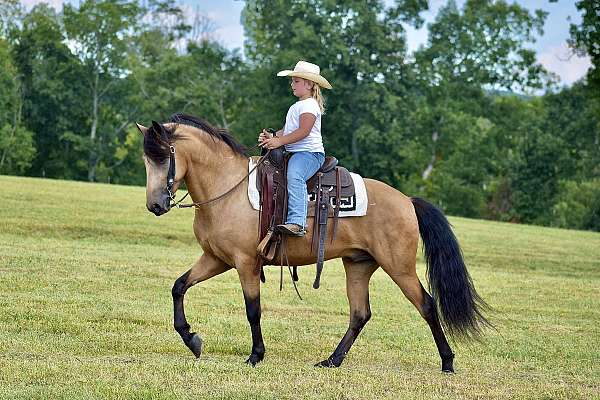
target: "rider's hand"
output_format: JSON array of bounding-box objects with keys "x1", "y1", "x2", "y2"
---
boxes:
[
  {"x1": 261, "y1": 136, "x2": 283, "y2": 150},
  {"x1": 258, "y1": 129, "x2": 273, "y2": 145}
]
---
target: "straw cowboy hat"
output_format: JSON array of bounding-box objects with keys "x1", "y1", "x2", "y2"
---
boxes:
[{"x1": 277, "y1": 61, "x2": 332, "y2": 89}]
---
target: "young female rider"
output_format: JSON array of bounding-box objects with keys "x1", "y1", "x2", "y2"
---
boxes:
[{"x1": 258, "y1": 61, "x2": 332, "y2": 237}]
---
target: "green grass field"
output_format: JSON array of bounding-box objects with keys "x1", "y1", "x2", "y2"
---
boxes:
[{"x1": 0, "y1": 175, "x2": 598, "y2": 399}]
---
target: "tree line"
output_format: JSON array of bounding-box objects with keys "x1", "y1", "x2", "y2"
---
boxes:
[{"x1": 0, "y1": 0, "x2": 598, "y2": 231}]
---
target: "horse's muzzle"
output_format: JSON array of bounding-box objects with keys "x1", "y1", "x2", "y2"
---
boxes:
[
  {"x1": 147, "y1": 193, "x2": 171, "y2": 216},
  {"x1": 148, "y1": 203, "x2": 168, "y2": 216}
]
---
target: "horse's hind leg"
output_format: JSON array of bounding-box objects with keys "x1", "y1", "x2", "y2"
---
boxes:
[
  {"x1": 418, "y1": 282, "x2": 455, "y2": 372},
  {"x1": 382, "y1": 264, "x2": 455, "y2": 372},
  {"x1": 316, "y1": 256, "x2": 378, "y2": 368},
  {"x1": 172, "y1": 252, "x2": 231, "y2": 358}
]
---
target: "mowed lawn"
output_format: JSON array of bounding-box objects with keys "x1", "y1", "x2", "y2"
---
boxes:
[{"x1": 0, "y1": 175, "x2": 598, "y2": 400}]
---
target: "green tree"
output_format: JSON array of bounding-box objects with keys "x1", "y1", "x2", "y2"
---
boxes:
[
  {"x1": 483, "y1": 96, "x2": 542, "y2": 221},
  {"x1": 0, "y1": 38, "x2": 35, "y2": 175},
  {"x1": 406, "y1": 0, "x2": 553, "y2": 217},
  {"x1": 11, "y1": 4, "x2": 88, "y2": 179},
  {"x1": 241, "y1": 0, "x2": 427, "y2": 174},
  {"x1": 63, "y1": 0, "x2": 142, "y2": 181},
  {"x1": 415, "y1": 0, "x2": 551, "y2": 91},
  {"x1": 483, "y1": 83, "x2": 599, "y2": 227},
  {"x1": 87, "y1": 0, "x2": 196, "y2": 184},
  {"x1": 542, "y1": 83, "x2": 600, "y2": 181},
  {"x1": 553, "y1": 179, "x2": 600, "y2": 231},
  {"x1": 0, "y1": 0, "x2": 22, "y2": 38},
  {"x1": 569, "y1": 0, "x2": 600, "y2": 91}
]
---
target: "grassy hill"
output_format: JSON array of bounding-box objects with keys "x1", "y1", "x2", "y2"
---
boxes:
[{"x1": 0, "y1": 175, "x2": 598, "y2": 400}]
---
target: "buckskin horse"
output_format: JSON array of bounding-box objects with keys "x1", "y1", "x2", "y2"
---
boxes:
[{"x1": 136, "y1": 113, "x2": 489, "y2": 372}]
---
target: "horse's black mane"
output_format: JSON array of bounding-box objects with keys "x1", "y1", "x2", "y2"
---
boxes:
[{"x1": 143, "y1": 113, "x2": 247, "y2": 163}]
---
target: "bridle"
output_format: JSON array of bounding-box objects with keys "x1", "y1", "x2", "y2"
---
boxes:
[
  {"x1": 163, "y1": 141, "x2": 302, "y2": 299},
  {"x1": 165, "y1": 144, "x2": 270, "y2": 209},
  {"x1": 166, "y1": 145, "x2": 177, "y2": 202}
]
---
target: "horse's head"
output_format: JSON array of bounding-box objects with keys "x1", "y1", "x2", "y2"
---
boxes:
[{"x1": 136, "y1": 120, "x2": 186, "y2": 216}]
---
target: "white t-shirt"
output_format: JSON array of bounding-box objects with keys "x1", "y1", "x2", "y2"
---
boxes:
[{"x1": 283, "y1": 98, "x2": 324, "y2": 153}]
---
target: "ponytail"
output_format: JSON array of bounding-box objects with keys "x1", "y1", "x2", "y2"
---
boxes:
[{"x1": 311, "y1": 84, "x2": 325, "y2": 114}]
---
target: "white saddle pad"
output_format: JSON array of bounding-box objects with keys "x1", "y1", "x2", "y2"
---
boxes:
[{"x1": 247, "y1": 159, "x2": 368, "y2": 217}]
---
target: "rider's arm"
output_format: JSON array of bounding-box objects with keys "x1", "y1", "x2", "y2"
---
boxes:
[{"x1": 277, "y1": 113, "x2": 316, "y2": 145}]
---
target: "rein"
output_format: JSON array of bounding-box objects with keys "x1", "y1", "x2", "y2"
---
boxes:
[
  {"x1": 165, "y1": 141, "x2": 303, "y2": 300},
  {"x1": 167, "y1": 145, "x2": 271, "y2": 209}
]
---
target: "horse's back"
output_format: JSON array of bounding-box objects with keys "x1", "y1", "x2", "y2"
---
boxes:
[{"x1": 362, "y1": 177, "x2": 416, "y2": 222}]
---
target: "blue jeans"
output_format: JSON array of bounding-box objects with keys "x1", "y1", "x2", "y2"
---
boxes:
[{"x1": 286, "y1": 151, "x2": 325, "y2": 227}]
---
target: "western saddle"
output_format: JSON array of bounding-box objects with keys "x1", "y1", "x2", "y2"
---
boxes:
[{"x1": 255, "y1": 145, "x2": 354, "y2": 289}]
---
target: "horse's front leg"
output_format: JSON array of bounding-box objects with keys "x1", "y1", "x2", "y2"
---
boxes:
[
  {"x1": 237, "y1": 263, "x2": 265, "y2": 366},
  {"x1": 172, "y1": 251, "x2": 231, "y2": 358}
]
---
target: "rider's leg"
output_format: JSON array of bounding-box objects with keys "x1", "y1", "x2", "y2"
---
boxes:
[{"x1": 282, "y1": 151, "x2": 324, "y2": 232}]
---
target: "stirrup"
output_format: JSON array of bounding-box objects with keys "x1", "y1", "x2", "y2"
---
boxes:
[{"x1": 277, "y1": 224, "x2": 306, "y2": 237}]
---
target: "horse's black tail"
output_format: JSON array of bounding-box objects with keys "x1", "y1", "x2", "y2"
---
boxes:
[{"x1": 411, "y1": 197, "x2": 491, "y2": 340}]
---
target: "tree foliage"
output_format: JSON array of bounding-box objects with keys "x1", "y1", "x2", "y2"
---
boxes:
[
  {"x1": 242, "y1": 0, "x2": 427, "y2": 174},
  {"x1": 0, "y1": 38, "x2": 35, "y2": 174},
  {"x1": 569, "y1": 0, "x2": 600, "y2": 91},
  {"x1": 0, "y1": 0, "x2": 597, "y2": 231},
  {"x1": 415, "y1": 0, "x2": 552, "y2": 90}
]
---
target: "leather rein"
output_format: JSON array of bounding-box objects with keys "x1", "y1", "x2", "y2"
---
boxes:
[{"x1": 166, "y1": 144, "x2": 270, "y2": 209}]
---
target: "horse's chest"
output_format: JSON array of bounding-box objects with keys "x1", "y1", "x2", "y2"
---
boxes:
[
  {"x1": 193, "y1": 224, "x2": 236, "y2": 263},
  {"x1": 193, "y1": 226, "x2": 214, "y2": 251}
]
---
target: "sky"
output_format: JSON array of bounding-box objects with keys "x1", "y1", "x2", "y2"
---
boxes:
[{"x1": 23, "y1": 0, "x2": 591, "y2": 87}]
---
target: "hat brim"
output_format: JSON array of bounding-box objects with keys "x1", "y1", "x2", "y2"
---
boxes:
[{"x1": 277, "y1": 70, "x2": 332, "y2": 89}]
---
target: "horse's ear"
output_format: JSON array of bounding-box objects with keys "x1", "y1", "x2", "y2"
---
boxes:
[
  {"x1": 135, "y1": 122, "x2": 148, "y2": 136},
  {"x1": 151, "y1": 120, "x2": 162, "y2": 134}
]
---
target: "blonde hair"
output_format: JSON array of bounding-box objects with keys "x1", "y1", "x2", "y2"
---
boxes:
[{"x1": 311, "y1": 83, "x2": 325, "y2": 114}]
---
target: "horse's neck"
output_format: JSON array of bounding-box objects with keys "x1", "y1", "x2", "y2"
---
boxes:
[{"x1": 183, "y1": 142, "x2": 249, "y2": 221}]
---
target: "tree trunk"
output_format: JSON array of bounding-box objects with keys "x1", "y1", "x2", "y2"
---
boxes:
[
  {"x1": 219, "y1": 92, "x2": 229, "y2": 131},
  {"x1": 422, "y1": 130, "x2": 439, "y2": 180},
  {"x1": 88, "y1": 73, "x2": 99, "y2": 182},
  {"x1": 422, "y1": 112, "x2": 444, "y2": 180},
  {"x1": 350, "y1": 84, "x2": 360, "y2": 170}
]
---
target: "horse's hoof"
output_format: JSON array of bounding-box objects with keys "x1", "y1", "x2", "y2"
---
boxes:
[
  {"x1": 441, "y1": 363, "x2": 455, "y2": 373},
  {"x1": 441, "y1": 353, "x2": 455, "y2": 373},
  {"x1": 187, "y1": 333, "x2": 203, "y2": 358},
  {"x1": 441, "y1": 358, "x2": 454, "y2": 373},
  {"x1": 315, "y1": 358, "x2": 340, "y2": 368},
  {"x1": 245, "y1": 353, "x2": 263, "y2": 367}
]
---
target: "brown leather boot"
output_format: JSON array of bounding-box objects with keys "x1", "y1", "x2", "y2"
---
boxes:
[{"x1": 276, "y1": 223, "x2": 306, "y2": 237}]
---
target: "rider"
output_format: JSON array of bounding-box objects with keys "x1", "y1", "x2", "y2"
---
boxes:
[{"x1": 258, "y1": 61, "x2": 332, "y2": 237}]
